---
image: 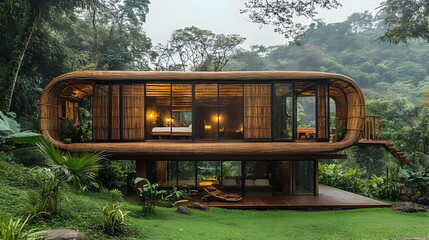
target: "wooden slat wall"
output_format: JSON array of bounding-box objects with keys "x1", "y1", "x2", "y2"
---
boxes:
[
  {"x1": 112, "y1": 85, "x2": 120, "y2": 140},
  {"x1": 317, "y1": 82, "x2": 329, "y2": 140},
  {"x1": 244, "y1": 84, "x2": 271, "y2": 139},
  {"x1": 123, "y1": 84, "x2": 145, "y2": 139},
  {"x1": 92, "y1": 84, "x2": 109, "y2": 140}
]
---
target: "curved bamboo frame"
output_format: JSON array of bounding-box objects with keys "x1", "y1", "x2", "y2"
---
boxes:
[{"x1": 39, "y1": 71, "x2": 365, "y2": 157}]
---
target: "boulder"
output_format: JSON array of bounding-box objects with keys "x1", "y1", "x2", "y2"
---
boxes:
[
  {"x1": 410, "y1": 196, "x2": 419, "y2": 203},
  {"x1": 176, "y1": 206, "x2": 191, "y2": 215},
  {"x1": 418, "y1": 197, "x2": 427, "y2": 205},
  {"x1": 392, "y1": 202, "x2": 428, "y2": 213},
  {"x1": 42, "y1": 229, "x2": 84, "y2": 240},
  {"x1": 399, "y1": 195, "x2": 410, "y2": 202},
  {"x1": 190, "y1": 203, "x2": 210, "y2": 212}
]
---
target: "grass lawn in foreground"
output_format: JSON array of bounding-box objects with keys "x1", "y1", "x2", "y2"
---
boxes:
[{"x1": 0, "y1": 159, "x2": 428, "y2": 240}]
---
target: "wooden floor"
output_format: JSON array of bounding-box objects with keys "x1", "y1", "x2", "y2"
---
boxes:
[{"x1": 182, "y1": 185, "x2": 391, "y2": 209}]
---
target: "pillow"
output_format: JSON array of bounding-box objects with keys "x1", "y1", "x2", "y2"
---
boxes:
[
  {"x1": 188, "y1": 124, "x2": 192, "y2": 128},
  {"x1": 245, "y1": 179, "x2": 255, "y2": 186},
  {"x1": 222, "y1": 179, "x2": 236, "y2": 186},
  {"x1": 254, "y1": 179, "x2": 270, "y2": 186}
]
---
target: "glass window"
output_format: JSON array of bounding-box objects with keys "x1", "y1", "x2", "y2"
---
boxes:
[
  {"x1": 219, "y1": 84, "x2": 243, "y2": 139},
  {"x1": 197, "y1": 161, "x2": 221, "y2": 188},
  {"x1": 244, "y1": 161, "x2": 272, "y2": 196},
  {"x1": 295, "y1": 160, "x2": 315, "y2": 195},
  {"x1": 172, "y1": 84, "x2": 192, "y2": 140},
  {"x1": 221, "y1": 161, "x2": 242, "y2": 194},
  {"x1": 146, "y1": 84, "x2": 171, "y2": 140},
  {"x1": 195, "y1": 84, "x2": 218, "y2": 140},
  {"x1": 273, "y1": 161, "x2": 293, "y2": 195},
  {"x1": 244, "y1": 84, "x2": 271, "y2": 139},
  {"x1": 178, "y1": 161, "x2": 196, "y2": 188},
  {"x1": 273, "y1": 83, "x2": 294, "y2": 140}
]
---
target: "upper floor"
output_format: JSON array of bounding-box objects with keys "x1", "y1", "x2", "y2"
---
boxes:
[{"x1": 39, "y1": 71, "x2": 365, "y2": 158}]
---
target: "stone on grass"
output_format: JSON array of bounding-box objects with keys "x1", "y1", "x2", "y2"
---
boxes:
[
  {"x1": 417, "y1": 197, "x2": 427, "y2": 205},
  {"x1": 410, "y1": 196, "x2": 419, "y2": 203},
  {"x1": 392, "y1": 202, "x2": 428, "y2": 213},
  {"x1": 42, "y1": 229, "x2": 84, "y2": 240},
  {"x1": 190, "y1": 203, "x2": 210, "y2": 212},
  {"x1": 176, "y1": 206, "x2": 191, "y2": 215},
  {"x1": 399, "y1": 195, "x2": 410, "y2": 202}
]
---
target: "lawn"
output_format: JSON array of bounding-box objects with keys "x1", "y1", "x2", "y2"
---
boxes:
[{"x1": 0, "y1": 159, "x2": 428, "y2": 240}]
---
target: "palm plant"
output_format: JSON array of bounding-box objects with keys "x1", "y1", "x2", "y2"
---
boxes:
[
  {"x1": 0, "y1": 216, "x2": 41, "y2": 240},
  {"x1": 36, "y1": 141, "x2": 107, "y2": 190}
]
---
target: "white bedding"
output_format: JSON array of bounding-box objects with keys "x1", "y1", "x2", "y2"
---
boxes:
[{"x1": 152, "y1": 127, "x2": 192, "y2": 133}]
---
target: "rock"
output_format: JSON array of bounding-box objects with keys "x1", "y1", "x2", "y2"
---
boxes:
[
  {"x1": 399, "y1": 195, "x2": 410, "y2": 202},
  {"x1": 176, "y1": 206, "x2": 191, "y2": 215},
  {"x1": 190, "y1": 203, "x2": 210, "y2": 212},
  {"x1": 42, "y1": 229, "x2": 84, "y2": 240},
  {"x1": 392, "y1": 202, "x2": 428, "y2": 213},
  {"x1": 418, "y1": 197, "x2": 427, "y2": 205},
  {"x1": 411, "y1": 196, "x2": 419, "y2": 203}
]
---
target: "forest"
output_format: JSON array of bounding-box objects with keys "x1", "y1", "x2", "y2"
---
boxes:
[{"x1": 0, "y1": 0, "x2": 428, "y2": 239}]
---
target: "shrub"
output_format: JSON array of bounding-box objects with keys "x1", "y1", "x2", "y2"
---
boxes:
[
  {"x1": 97, "y1": 161, "x2": 125, "y2": 190},
  {"x1": 12, "y1": 147, "x2": 44, "y2": 167},
  {"x1": 101, "y1": 203, "x2": 129, "y2": 235},
  {"x1": 0, "y1": 216, "x2": 40, "y2": 240},
  {"x1": 135, "y1": 178, "x2": 165, "y2": 215},
  {"x1": 319, "y1": 164, "x2": 365, "y2": 194}
]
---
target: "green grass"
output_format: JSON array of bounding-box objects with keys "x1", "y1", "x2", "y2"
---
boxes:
[{"x1": 1, "y1": 157, "x2": 428, "y2": 240}]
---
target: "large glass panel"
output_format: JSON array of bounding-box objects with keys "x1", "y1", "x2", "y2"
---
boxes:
[
  {"x1": 273, "y1": 83, "x2": 294, "y2": 140},
  {"x1": 178, "y1": 161, "x2": 196, "y2": 188},
  {"x1": 244, "y1": 84, "x2": 271, "y2": 139},
  {"x1": 123, "y1": 84, "x2": 145, "y2": 140},
  {"x1": 273, "y1": 161, "x2": 293, "y2": 195},
  {"x1": 195, "y1": 84, "x2": 218, "y2": 140},
  {"x1": 146, "y1": 84, "x2": 171, "y2": 140},
  {"x1": 219, "y1": 84, "x2": 243, "y2": 139},
  {"x1": 296, "y1": 82, "x2": 316, "y2": 141},
  {"x1": 147, "y1": 161, "x2": 177, "y2": 188},
  {"x1": 171, "y1": 84, "x2": 192, "y2": 140},
  {"x1": 92, "y1": 84, "x2": 109, "y2": 141},
  {"x1": 295, "y1": 160, "x2": 315, "y2": 195},
  {"x1": 244, "y1": 161, "x2": 272, "y2": 196},
  {"x1": 197, "y1": 161, "x2": 221, "y2": 187},
  {"x1": 221, "y1": 161, "x2": 242, "y2": 194}
]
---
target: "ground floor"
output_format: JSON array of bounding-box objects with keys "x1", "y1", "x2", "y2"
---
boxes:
[
  {"x1": 136, "y1": 160, "x2": 318, "y2": 196},
  {"x1": 181, "y1": 185, "x2": 391, "y2": 209}
]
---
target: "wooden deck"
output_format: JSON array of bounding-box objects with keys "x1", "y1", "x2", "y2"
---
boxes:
[{"x1": 182, "y1": 185, "x2": 391, "y2": 209}]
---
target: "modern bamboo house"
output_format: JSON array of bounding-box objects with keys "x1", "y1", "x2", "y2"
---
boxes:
[{"x1": 39, "y1": 71, "x2": 366, "y2": 197}]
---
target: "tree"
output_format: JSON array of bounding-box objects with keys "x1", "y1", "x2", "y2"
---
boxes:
[
  {"x1": 379, "y1": 0, "x2": 429, "y2": 44},
  {"x1": 0, "y1": 0, "x2": 100, "y2": 112},
  {"x1": 240, "y1": 0, "x2": 341, "y2": 39},
  {"x1": 153, "y1": 26, "x2": 245, "y2": 71}
]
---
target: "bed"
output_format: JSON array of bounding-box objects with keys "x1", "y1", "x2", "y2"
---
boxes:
[{"x1": 151, "y1": 125, "x2": 192, "y2": 137}]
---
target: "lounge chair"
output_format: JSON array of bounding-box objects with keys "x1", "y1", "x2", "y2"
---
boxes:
[{"x1": 201, "y1": 186, "x2": 242, "y2": 202}]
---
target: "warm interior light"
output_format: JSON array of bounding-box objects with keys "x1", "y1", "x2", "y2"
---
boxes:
[
  {"x1": 149, "y1": 114, "x2": 153, "y2": 118},
  {"x1": 204, "y1": 125, "x2": 211, "y2": 129},
  {"x1": 301, "y1": 92, "x2": 311, "y2": 96}
]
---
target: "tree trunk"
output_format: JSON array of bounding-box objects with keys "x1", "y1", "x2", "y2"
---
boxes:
[{"x1": 1, "y1": 20, "x2": 36, "y2": 112}]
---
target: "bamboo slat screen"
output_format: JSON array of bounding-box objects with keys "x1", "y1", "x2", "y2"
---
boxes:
[
  {"x1": 65, "y1": 101, "x2": 79, "y2": 122},
  {"x1": 92, "y1": 84, "x2": 109, "y2": 140},
  {"x1": 317, "y1": 82, "x2": 329, "y2": 140},
  {"x1": 111, "y1": 85, "x2": 120, "y2": 140},
  {"x1": 123, "y1": 84, "x2": 145, "y2": 139},
  {"x1": 244, "y1": 84, "x2": 271, "y2": 139}
]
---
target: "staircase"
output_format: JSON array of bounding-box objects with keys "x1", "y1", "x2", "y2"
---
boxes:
[{"x1": 357, "y1": 115, "x2": 413, "y2": 163}]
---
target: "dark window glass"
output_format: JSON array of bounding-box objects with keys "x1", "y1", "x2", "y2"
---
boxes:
[
  {"x1": 221, "y1": 161, "x2": 242, "y2": 194},
  {"x1": 197, "y1": 161, "x2": 221, "y2": 187},
  {"x1": 244, "y1": 161, "x2": 272, "y2": 196},
  {"x1": 295, "y1": 160, "x2": 315, "y2": 195},
  {"x1": 219, "y1": 84, "x2": 243, "y2": 139},
  {"x1": 178, "y1": 161, "x2": 196, "y2": 188},
  {"x1": 195, "y1": 84, "x2": 218, "y2": 139},
  {"x1": 273, "y1": 83, "x2": 293, "y2": 140}
]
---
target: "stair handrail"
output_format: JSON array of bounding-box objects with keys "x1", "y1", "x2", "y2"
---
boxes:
[{"x1": 363, "y1": 115, "x2": 381, "y2": 140}]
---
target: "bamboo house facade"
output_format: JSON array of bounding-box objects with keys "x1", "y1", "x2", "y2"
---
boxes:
[{"x1": 39, "y1": 71, "x2": 365, "y2": 196}]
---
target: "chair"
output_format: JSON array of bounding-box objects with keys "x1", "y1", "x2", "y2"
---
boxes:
[{"x1": 201, "y1": 186, "x2": 242, "y2": 202}]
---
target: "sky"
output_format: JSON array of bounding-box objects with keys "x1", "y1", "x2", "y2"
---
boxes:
[{"x1": 144, "y1": 0, "x2": 383, "y2": 49}]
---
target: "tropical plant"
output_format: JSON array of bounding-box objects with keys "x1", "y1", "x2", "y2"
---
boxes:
[
  {"x1": 0, "y1": 216, "x2": 41, "y2": 240},
  {"x1": 60, "y1": 118, "x2": 81, "y2": 141},
  {"x1": 134, "y1": 178, "x2": 165, "y2": 215},
  {"x1": 0, "y1": 111, "x2": 43, "y2": 145},
  {"x1": 108, "y1": 189, "x2": 123, "y2": 203},
  {"x1": 36, "y1": 141, "x2": 105, "y2": 190},
  {"x1": 158, "y1": 186, "x2": 190, "y2": 207},
  {"x1": 25, "y1": 168, "x2": 62, "y2": 218},
  {"x1": 101, "y1": 202, "x2": 129, "y2": 235}
]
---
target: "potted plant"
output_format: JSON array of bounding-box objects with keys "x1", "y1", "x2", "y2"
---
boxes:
[{"x1": 61, "y1": 118, "x2": 79, "y2": 144}]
